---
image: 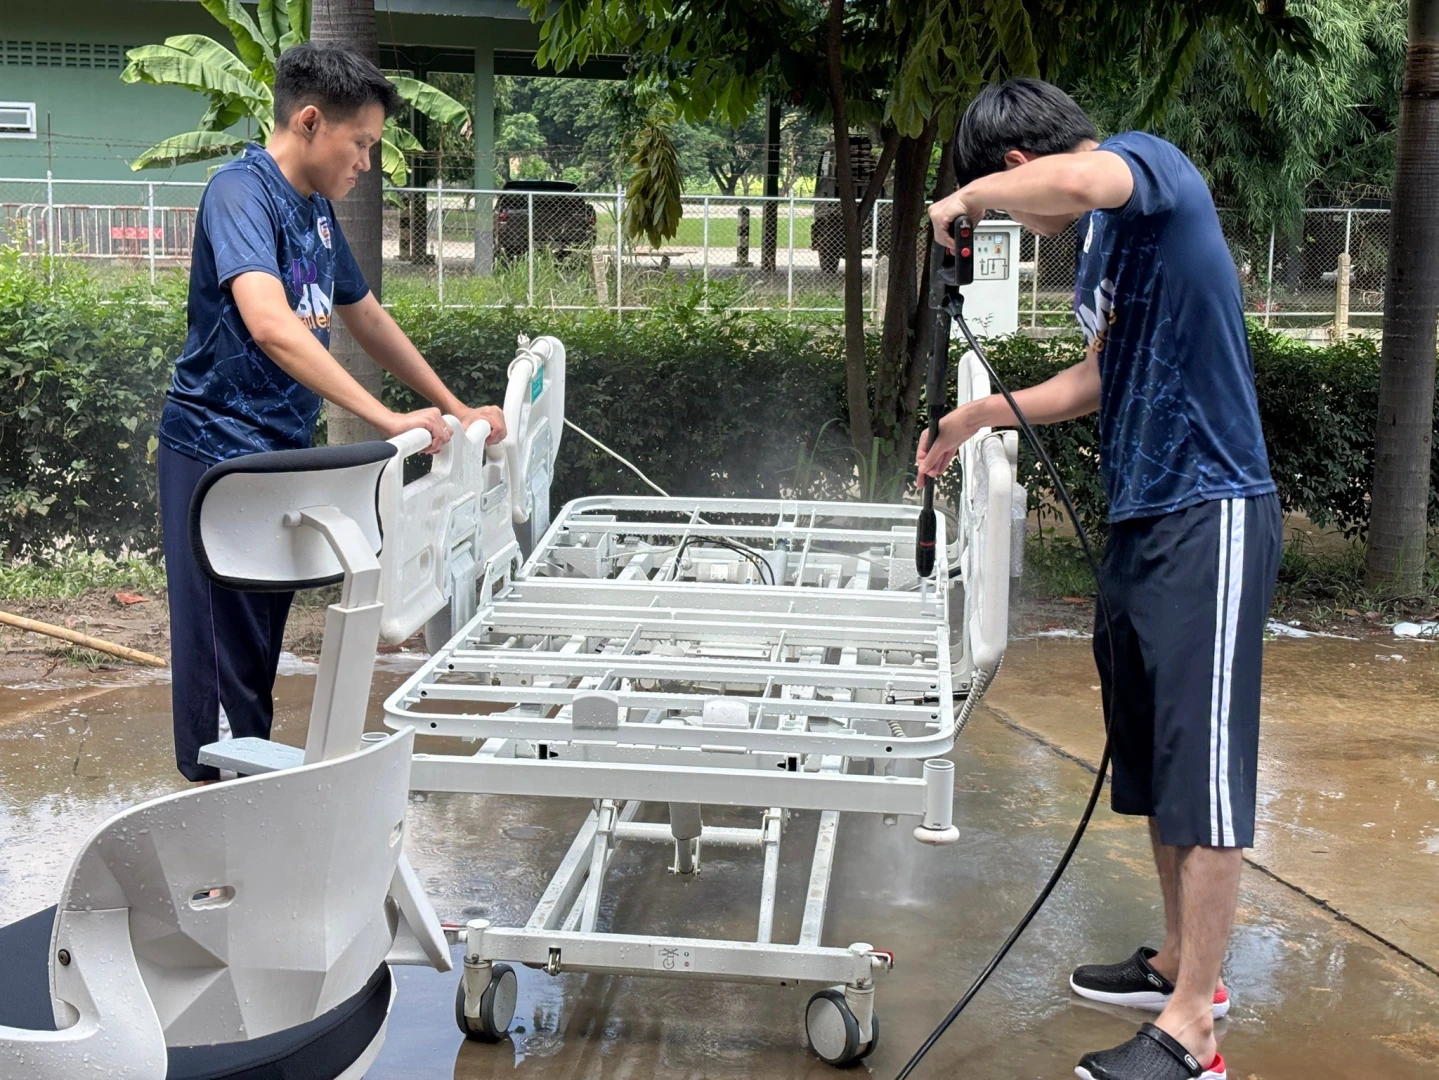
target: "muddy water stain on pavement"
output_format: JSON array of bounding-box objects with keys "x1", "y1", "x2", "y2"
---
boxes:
[{"x1": 0, "y1": 652, "x2": 1436, "y2": 1078}]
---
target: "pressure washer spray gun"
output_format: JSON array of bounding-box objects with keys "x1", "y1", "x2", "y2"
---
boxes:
[{"x1": 915, "y1": 215, "x2": 975, "y2": 577}]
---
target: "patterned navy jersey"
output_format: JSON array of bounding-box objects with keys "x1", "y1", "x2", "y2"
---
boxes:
[
  {"x1": 158, "y1": 143, "x2": 369, "y2": 463},
  {"x1": 1074, "y1": 131, "x2": 1275, "y2": 523}
]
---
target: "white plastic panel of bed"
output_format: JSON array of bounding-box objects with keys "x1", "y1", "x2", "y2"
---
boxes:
[{"x1": 375, "y1": 335, "x2": 566, "y2": 645}]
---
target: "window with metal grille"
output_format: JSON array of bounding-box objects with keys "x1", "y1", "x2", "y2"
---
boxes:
[
  {"x1": 0, "y1": 102, "x2": 37, "y2": 139},
  {"x1": 0, "y1": 41, "x2": 132, "y2": 69}
]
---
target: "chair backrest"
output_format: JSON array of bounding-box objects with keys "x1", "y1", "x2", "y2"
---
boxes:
[
  {"x1": 50, "y1": 728, "x2": 415, "y2": 1045},
  {"x1": 189, "y1": 442, "x2": 398, "y2": 591}
]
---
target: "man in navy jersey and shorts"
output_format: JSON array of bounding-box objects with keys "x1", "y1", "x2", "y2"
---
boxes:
[
  {"x1": 158, "y1": 43, "x2": 505, "y2": 784},
  {"x1": 919, "y1": 79, "x2": 1281, "y2": 1080}
]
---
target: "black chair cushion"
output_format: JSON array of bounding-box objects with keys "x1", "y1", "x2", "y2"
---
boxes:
[
  {"x1": 0, "y1": 907, "x2": 391, "y2": 1080},
  {"x1": 0, "y1": 905, "x2": 61, "y2": 1031}
]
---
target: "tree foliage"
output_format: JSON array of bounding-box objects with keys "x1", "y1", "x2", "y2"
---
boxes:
[
  {"x1": 624, "y1": 103, "x2": 683, "y2": 247},
  {"x1": 1082, "y1": 0, "x2": 1406, "y2": 234},
  {"x1": 520, "y1": 0, "x2": 1316, "y2": 472}
]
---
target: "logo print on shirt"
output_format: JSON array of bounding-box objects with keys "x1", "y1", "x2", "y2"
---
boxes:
[
  {"x1": 293, "y1": 281, "x2": 334, "y2": 331},
  {"x1": 317, "y1": 216, "x2": 333, "y2": 249},
  {"x1": 289, "y1": 259, "x2": 331, "y2": 331},
  {"x1": 1084, "y1": 216, "x2": 1094, "y2": 253},
  {"x1": 1075, "y1": 277, "x2": 1117, "y2": 352},
  {"x1": 290, "y1": 258, "x2": 318, "y2": 292}
]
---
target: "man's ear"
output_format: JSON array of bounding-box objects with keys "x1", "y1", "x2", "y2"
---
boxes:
[
  {"x1": 293, "y1": 104, "x2": 320, "y2": 141},
  {"x1": 1003, "y1": 149, "x2": 1035, "y2": 170}
]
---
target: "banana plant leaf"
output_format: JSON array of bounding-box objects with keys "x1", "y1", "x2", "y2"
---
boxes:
[
  {"x1": 255, "y1": 0, "x2": 287, "y2": 51},
  {"x1": 390, "y1": 76, "x2": 471, "y2": 127},
  {"x1": 130, "y1": 131, "x2": 247, "y2": 171},
  {"x1": 198, "y1": 93, "x2": 251, "y2": 133},
  {"x1": 381, "y1": 120, "x2": 427, "y2": 186},
  {"x1": 122, "y1": 36, "x2": 272, "y2": 114},
  {"x1": 280, "y1": 0, "x2": 311, "y2": 50},
  {"x1": 381, "y1": 139, "x2": 409, "y2": 187},
  {"x1": 199, "y1": 0, "x2": 275, "y2": 73}
]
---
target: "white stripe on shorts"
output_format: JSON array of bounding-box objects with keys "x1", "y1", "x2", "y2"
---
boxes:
[
  {"x1": 1209, "y1": 501, "x2": 1229, "y2": 846},
  {"x1": 1218, "y1": 498, "x2": 1245, "y2": 847}
]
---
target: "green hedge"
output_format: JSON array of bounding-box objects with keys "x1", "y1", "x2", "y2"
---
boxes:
[
  {"x1": 0, "y1": 250, "x2": 1431, "y2": 556},
  {"x1": 0, "y1": 251, "x2": 184, "y2": 555},
  {"x1": 386, "y1": 298, "x2": 846, "y2": 508}
]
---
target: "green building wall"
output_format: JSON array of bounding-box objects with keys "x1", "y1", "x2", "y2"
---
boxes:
[{"x1": 0, "y1": 0, "x2": 538, "y2": 186}]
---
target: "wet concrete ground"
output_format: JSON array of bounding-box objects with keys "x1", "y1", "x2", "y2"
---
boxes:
[{"x1": 2, "y1": 641, "x2": 1437, "y2": 1079}]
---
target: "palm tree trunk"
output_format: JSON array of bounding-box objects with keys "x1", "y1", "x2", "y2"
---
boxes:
[
  {"x1": 310, "y1": 0, "x2": 385, "y2": 446},
  {"x1": 1366, "y1": 0, "x2": 1439, "y2": 593}
]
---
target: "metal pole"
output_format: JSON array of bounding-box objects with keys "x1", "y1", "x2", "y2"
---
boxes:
[
  {"x1": 1030, "y1": 232, "x2": 1040, "y2": 327},
  {"x1": 702, "y1": 196, "x2": 710, "y2": 310},
  {"x1": 45, "y1": 112, "x2": 53, "y2": 285},
  {"x1": 869, "y1": 198, "x2": 879, "y2": 321},
  {"x1": 615, "y1": 190, "x2": 623, "y2": 317},
  {"x1": 436, "y1": 175, "x2": 445, "y2": 304},
  {"x1": 45, "y1": 167, "x2": 54, "y2": 285},
  {"x1": 1264, "y1": 227, "x2": 1275, "y2": 328},
  {"x1": 1344, "y1": 208, "x2": 1353, "y2": 255},
  {"x1": 147, "y1": 181, "x2": 156, "y2": 287},
  {"x1": 786, "y1": 192, "x2": 795, "y2": 314},
  {"x1": 1335, "y1": 250, "x2": 1351, "y2": 340},
  {"x1": 527, "y1": 190, "x2": 535, "y2": 307}
]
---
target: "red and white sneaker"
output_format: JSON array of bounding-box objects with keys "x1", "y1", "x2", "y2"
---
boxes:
[{"x1": 1070, "y1": 947, "x2": 1231, "y2": 1019}]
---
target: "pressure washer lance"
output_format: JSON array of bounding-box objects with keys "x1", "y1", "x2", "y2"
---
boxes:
[
  {"x1": 914, "y1": 217, "x2": 975, "y2": 578},
  {"x1": 896, "y1": 216, "x2": 1117, "y2": 1079}
]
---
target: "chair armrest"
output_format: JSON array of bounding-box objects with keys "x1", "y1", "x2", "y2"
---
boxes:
[{"x1": 0, "y1": 908, "x2": 165, "y2": 1080}]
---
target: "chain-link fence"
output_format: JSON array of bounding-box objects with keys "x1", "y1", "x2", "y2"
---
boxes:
[
  {"x1": 0, "y1": 176, "x2": 1393, "y2": 334},
  {"x1": 379, "y1": 185, "x2": 894, "y2": 315}
]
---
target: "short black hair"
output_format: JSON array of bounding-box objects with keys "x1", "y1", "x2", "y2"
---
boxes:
[
  {"x1": 273, "y1": 42, "x2": 405, "y2": 126},
  {"x1": 953, "y1": 78, "x2": 1097, "y2": 187}
]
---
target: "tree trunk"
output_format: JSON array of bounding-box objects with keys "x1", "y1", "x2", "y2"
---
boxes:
[
  {"x1": 874, "y1": 124, "x2": 943, "y2": 472},
  {"x1": 825, "y1": 0, "x2": 873, "y2": 453},
  {"x1": 1366, "y1": 0, "x2": 1439, "y2": 594},
  {"x1": 311, "y1": 0, "x2": 385, "y2": 446},
  {"x1": 761, "y1": 96, "x2": 781, "y2": 273}
]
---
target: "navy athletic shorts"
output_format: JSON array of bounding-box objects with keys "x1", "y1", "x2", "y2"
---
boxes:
[
  {"x1": 1093, "y1": 493, "x2": 1282, "y2": 848},
  {"x1": 159, "y1": 443, "x2": 294, "y2": 782}
]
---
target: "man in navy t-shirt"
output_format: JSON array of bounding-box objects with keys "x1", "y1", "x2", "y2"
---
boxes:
[
  {"x1": 921, "y1": 80, "x2": 1281, "y2": 1080},
  {"x1": 158, "y1": 43, "x2": 505, "y2": 783}
]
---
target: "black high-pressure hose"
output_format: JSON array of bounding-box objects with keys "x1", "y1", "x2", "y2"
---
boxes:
[{"x1": 898, "y1": 218, "x2": 1116, "y2": 1079}]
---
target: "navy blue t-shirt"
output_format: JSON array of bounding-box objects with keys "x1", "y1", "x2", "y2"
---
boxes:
[
  {"x1": 1074, "y1": 131, "x2": 1275, "y2": 522},
  {"x1": 158, "y1": 143, "x2": 369, "y2": 463}
]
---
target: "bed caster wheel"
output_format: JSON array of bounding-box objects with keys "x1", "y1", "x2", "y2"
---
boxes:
[
  {"x1": 455, "y1": 963, "x2": 517, "y2": 1042},
  {"x1": 806, "y1": 989, "x2": 879, "y2": 1067}
]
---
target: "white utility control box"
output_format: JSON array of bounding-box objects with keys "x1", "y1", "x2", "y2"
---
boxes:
[{"x1": 956, "y1": 219, "x2": 1022, "y2": 338}]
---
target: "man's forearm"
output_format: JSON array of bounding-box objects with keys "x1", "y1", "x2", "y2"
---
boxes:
[
  {"x1": 338, "y1": 295, "x2": 465, "y2": 415},
  {"x1": 254, "y1": 320, "x2": 394, "y2": 429},
  {"x1": 971, "y1": 354, "x2": 1100, "y2": 429},
  {"x1": 960, "y1": 151, "x2": 1132, "y2": 219}
]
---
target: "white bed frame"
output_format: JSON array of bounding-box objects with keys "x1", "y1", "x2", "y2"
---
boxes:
[{"x1": 370, "y1": 335, "x2": 1022, "y2": 1064}]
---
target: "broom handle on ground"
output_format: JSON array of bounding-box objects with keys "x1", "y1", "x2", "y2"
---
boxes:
[{"x1": 0, "y1": 609, "x2": 168, "y2": 668}]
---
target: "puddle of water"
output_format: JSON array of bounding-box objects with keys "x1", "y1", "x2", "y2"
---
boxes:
[
  {"x1": 988, "y1": 635, "x2": 1439, "y2": 974},
  {"x1": 2, "y1": 643, "x2": 1437, "y2": 1079}
]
